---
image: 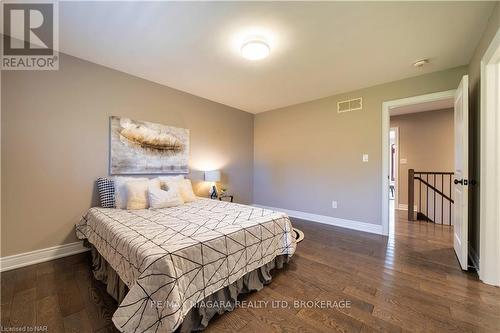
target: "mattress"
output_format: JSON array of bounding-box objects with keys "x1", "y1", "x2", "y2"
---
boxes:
[{"x1": 76, "y1": 198, "x2": 296, "y2": 333}]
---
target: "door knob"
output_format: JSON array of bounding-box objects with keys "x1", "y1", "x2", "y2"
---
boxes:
[{"x1": 454, "y1": 179, "x2": 463, "y2": 185}]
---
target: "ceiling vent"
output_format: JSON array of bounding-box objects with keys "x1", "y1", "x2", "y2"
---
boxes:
[{"x1": 337, "y1": 97, "x2": 363, "y2": 113}]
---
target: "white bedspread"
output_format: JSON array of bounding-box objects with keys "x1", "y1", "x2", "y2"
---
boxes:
[{"x1": 76, "y1": 198, "x2": 296, "y2": 333}]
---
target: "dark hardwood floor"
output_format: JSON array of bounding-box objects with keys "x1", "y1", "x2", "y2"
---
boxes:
[{"x1": 2, "y1": 210, "x2": 500, "y2": 332}]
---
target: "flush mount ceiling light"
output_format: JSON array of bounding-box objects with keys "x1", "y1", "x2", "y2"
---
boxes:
[
  {"x1": 413, "y1": 59, "x2": 429, "y2": 68},
  {"x1": 241, "y1": 37, "x2": 270, "y2": 60}
]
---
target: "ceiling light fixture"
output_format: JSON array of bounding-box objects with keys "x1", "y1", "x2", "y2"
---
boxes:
[
  {"x1": 241, "y1": 37, "x2": 270, "y2": 60},
  {"x1": 413, "y1": 59, "x2": 429, "y2": 68}
]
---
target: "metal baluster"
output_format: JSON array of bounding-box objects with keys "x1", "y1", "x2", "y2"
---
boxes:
[
  {"x1": 426, "y1": 174, "x2": 429, "y2": 220},
  {"x1": 419, "y1": 176, "x2": 422, "y2": 215},
  {"x1": 441, "y1": 175, "x2": 444, "y2": 225},
  {"x1": 434, "y1": 174, "x2": 436, "y2": 223}
]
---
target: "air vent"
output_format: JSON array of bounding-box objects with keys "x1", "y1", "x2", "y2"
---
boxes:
[{"x1": 337, "y1": 97, "x2": 363, "y2": 113}]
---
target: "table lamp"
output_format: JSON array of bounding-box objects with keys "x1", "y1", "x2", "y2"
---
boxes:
[{"x1": 205, "y1": 170, "x2": 221, "y2": 199}]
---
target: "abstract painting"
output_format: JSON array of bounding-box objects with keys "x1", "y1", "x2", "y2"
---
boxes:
[{"x1": 110, "y1": 116, "x2": 189, "y2": 174}]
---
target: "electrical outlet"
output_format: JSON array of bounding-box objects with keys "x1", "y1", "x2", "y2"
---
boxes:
[
  {"x1": 332, "y1": 200, "x2": 338, "y2": 209},
  {"x1": 363, "y1": 154, "x2": 369, "y2": 162}
]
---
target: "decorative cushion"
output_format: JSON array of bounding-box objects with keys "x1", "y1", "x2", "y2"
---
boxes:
[
  {"x1": 148, "y1": 187, "x2": 184, "y2": 209},
  {"x1": 126, "y1": 179, "x2": 161, "y2": 210},
  {"x1": 157, "y1": 175, "x2": 185, "y2": 190},
  {"x1": 176, "y1": 179, "x2": 197, "y2": 202},
  {"x1": 113, "y1": 176, "x2": 148, "y2": 209},
  {"x1": 96, "y1": 177, "x2": 115, "y2": 208}
]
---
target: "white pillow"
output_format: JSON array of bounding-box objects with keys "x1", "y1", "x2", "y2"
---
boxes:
[
  {"x1": 148, "y1": 187, "x2": 184, "y2": 209},
  {"x1": 175, "y1": 179, "x2": 197, "y2": 203},
  {"x1": 159, "y1": 177, "x2": 196, "y2": 202},
  {"x1": 126, "y1": 179, "x2": 161, "y2": 210},
  {"x1": 158, "y1": 175, "x2": 184, "y2": 181},
  {"x1": 157, "y1": 175, "x2": 184, "y2": 190},
  {"x1": 113, "y1": 176, "x2": 148, "y2": 209}
]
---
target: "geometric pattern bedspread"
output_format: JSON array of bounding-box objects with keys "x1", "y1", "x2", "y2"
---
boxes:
[{"x1": 75, "y1": 198, "x2": 296, "y2": 333}]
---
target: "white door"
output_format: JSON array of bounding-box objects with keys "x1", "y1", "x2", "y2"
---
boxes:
[{"x1": 453, "y1": 75, "x2": 469, "y2": 270}]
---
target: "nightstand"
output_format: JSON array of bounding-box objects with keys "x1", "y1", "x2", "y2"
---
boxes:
[{"x1": 219, "y1": 194, "x2": 234, "y2": 202}]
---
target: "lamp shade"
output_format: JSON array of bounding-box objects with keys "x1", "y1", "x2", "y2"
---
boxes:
[{"x1": 204, "y1": 170, "x2": 221, "y2": 182}]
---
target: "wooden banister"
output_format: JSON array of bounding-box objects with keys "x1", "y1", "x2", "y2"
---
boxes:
[
  {"x1": 408, "y1": 169, "x2": 454, "y2": 225},
  {"x1": 414, "y1": 176, "x2": 454, "y2": 203}
]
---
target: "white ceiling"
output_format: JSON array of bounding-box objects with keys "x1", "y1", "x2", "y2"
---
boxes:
[
  {"x1": 389, "y1": 98, "x2": 455, "y2": 116},
  {"x1": 57, "y1": 2, "x2": 493, "y2": 113}
]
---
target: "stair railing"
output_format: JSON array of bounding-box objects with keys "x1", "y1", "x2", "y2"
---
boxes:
[{"x1": 408, "y1": 169, "x2": 454, "y2": 225}]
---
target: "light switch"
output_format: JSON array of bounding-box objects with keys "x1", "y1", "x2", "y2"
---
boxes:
[
  {"x1": 400, "y1": 158, "x2": 408, "y2": 164},
  {"x1": 363, "y1": 154, "x2": 369, "y2": 162}
]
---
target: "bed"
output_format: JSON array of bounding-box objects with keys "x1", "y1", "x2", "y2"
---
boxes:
[{"x1": 76, "y1": 198, "x2": 296, "y2": 333}]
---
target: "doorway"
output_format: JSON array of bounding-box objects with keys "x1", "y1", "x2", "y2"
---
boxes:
[
  {"x1": 382, "y1": 78, "x2": 472, "y2": 271},
  {"x1": 381, "y1": 90, "x2": 456, "y2": 236}
]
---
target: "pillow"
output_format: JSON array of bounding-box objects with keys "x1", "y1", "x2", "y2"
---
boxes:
[
  {"x1": 148, "y1": 187, "x2": 184, "y2": 209},
  {"x1": 157, "y1": 175, "x2": 184, "y2": 190},
  {"x1": 175, "y1": 179, "x2": 197, "y2": 203},
  {"x1": 158, "y1": 175, "x2": 185, "y2": 181},
  {"x1": 126, "y1": 179, "x2": 161, "y2": 210},
  {"x1": 96, "y1": 177, "x2": 115, "y2": 208},
  {"x1": 113, "y1": 176, "x2": 148, "y2": 209}
]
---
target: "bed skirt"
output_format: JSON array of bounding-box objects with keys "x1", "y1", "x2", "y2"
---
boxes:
[{"x1": 89, "y1": 245, "x2": 290, "y2": 332}]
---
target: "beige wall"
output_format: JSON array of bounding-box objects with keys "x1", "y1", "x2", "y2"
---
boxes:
[
  {"x1": 467, "y1": 3, "x2": 499, "y2": 263},
  {"x1": 390, "y1": 109, "x2": 454, "y2": 206},
  {"x1": 254, "y1": 66, "x2": 467, "y2": 225},
  {"x1": 1, "y1": 54, "x2": 254, "y2": 257}
]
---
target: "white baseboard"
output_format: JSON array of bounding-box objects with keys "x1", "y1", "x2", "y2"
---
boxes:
[
  {"x1": 254, "y1": 204, "x2": 384, "y2": 235},
  {"x1": 0, "y1": 241, "x2": 89, "y2": 272}
]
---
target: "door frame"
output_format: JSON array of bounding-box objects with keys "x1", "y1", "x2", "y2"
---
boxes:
[
  {"x1": 479, "y1": 27, "x2": 500, "y2": 286},
  {"x1": 389, "y1": 127, "x2": 400, "y2": 208},
  {"x1": 381, "y1": 90, "x2": 456, "y2": 235}
]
